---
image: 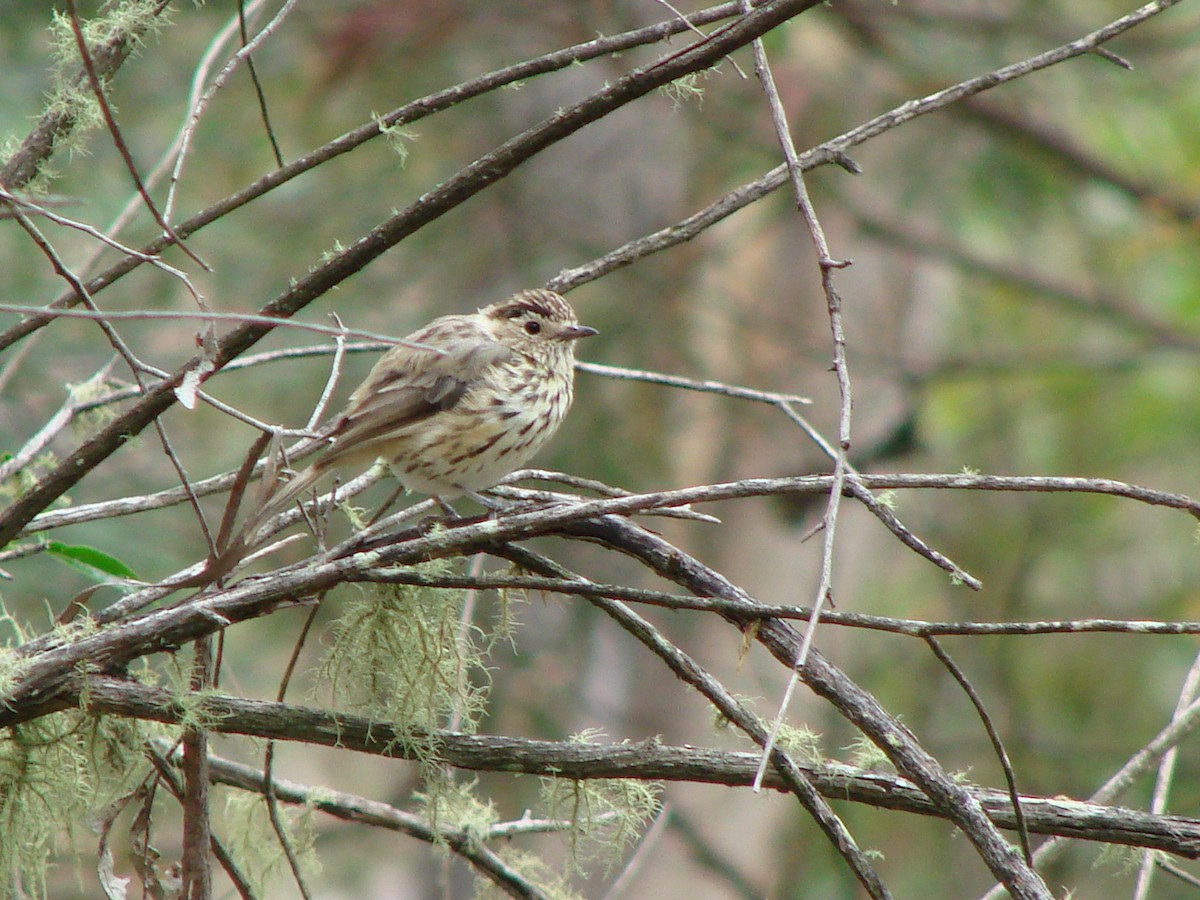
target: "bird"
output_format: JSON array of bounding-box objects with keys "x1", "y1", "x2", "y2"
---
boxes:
[{"x1": 243, "y1": 289, "x2": 597, "y2": 539}]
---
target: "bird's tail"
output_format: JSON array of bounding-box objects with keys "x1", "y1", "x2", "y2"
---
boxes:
[
  {"x1": 169, "y1": 458, "x2": 329, "y2": 589},
  {"x1": 238, "y1": 461, "x2": 328, "y2": 547}
]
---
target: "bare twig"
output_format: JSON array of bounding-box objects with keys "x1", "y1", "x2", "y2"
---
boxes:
[
  {"x1": 604, "y1": 804, "x2": 671, "y2": 899},
  {"x1": 741, "y1": 10, "x2": 858, "y2": 793},
  {"x1": 925, "y1": 637, "x2": 1031, "y2": 864},
  {"x1": 652, "y1": 0, "x2": 748, "y2": 77},
  {"x1": 163, "y1": 0, "x2": 300, "y2": 219},
  {"x1": 64, "y1": 0, "x2": 207, "y2": 270},
  {"x1": 0, "y1": 187, "x2": 202, "y2": 300},
  {"x1": 1134, "y1": 651, "x2": 1200, "y2": 900},
  {"x1": 307, "y1": 313, "x2": 349, "y2": 429},
  {"x1": 0, "y1": 303, "x2": 444, "y2": 352},
  {"x1": 576, "y1": 360, "x2": 810, "y2": 404},
  {"x1": 236, "y1": 0, "x2": 285, "y2": 168},
  {"x1": 262, "y1": 601, "x2": 322, "y2": 900},
  {"x1": 189, "y1": 745, "x2": 565, "y2": 899},
  {"x1": 352, "y1": 569, "x2": 1200, "y2": 637}
]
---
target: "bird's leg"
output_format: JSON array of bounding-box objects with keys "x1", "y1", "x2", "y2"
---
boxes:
[
  {"x1": 460, "y1": 488, "x2": 515, "y2": 517},
  {"x1": 367, "y1": 483, "x2": 408, "y2": 526},
  {"x1": 434, "y1": 495, "x2": 462, "y2": 517}
]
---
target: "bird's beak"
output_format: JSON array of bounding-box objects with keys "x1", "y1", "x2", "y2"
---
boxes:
[{"x1": 559, "y1": 324, "x2": 599, "y2": 341}]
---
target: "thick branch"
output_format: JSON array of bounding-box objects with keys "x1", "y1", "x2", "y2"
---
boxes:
[
  {"x1": 557, "y1": 516, "x2": 1049, "y2": 896},
  {"x1": 61, "y1": 676, "x2": 1200, "y2": 859},
  {"x1": 5, "y1": 472, "x2": 1198, "y2": 724}
]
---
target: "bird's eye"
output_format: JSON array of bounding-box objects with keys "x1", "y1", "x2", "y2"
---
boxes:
[{"x1": 523, "y1": 320, "x2": 542, "y2": 335}]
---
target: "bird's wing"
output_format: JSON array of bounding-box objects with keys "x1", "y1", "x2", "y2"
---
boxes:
[{"x1": 316, "y1": 317, "x2": 511, "y2": 470}]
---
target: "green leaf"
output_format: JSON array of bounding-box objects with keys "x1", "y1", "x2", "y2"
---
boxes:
[{"x1": 46, "y1": 541, "x2": 138, "y2": 582}]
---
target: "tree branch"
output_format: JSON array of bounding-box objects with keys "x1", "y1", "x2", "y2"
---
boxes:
[
  {"x1": 51, "y1": 676, "x2": 1200, "y2": 860},
  {"x1": 556, "y1": 515, "x2": 1047, "y2": 896}
]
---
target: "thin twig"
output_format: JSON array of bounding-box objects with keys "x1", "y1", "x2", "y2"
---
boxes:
[
  {"x1": 743, "y1": 6, "x2": 855, "y2": 792},
  {"x1": 1133, "y1": 650, "x2": 1200, "y2": 900},
  {"x1": 495, "y1": 471, "x2": 720, "y2": 523},
  {"x1": 164, "y1": 0, "x2": 300, "y2": 219},
  {"x1": 3, "y1": 198, "x2": 221, "y2": 555},
  {"x1": 844, "y1": 477, "x2": 981, "y2": 587},
  {"x1": 980, "y1": 691, "x2": 1200, "y2": 899},
  {"x1": 237, "y1": 0, "x2": 284, "y2": 168},
  {"x1": 652, "y1": 0, "x2": 748, "y2": 77},
  {"x1": 448, "y1": 554, "x2": 485, "y2": 734},
  {"x1": 64, "y1": 0, "x2": 207, "y2": 270},
  {"x1": 307, "y1": 314, "x2": 349, "y2": 429},
  {"x1": 576, "y1": 360, "x2": 810, "y2": 404},
  {"x1": 0, "y1": 303, "x2": 443, "y2": 353},
  {"x1": 925, "y1": 637, "x2": 1031, "y2": 864},
  {"x1": 0, "y1": 186, "x2": 202, "y2": 302},
  {"x1": 187, "y1": 745, "x2": 556, "y2": 899},
  {"x1": 668, "y1": 811, "x2": 761, "y2": 899},
  {"x1": 603, "y1": 804, "x2": 672, "y2": 899},
  {"x1": 353, "y1": 569, "x2": 1200, "y2": 636},
  {"x1": 107, "y1": 0, "x2": 270, "y2": 249},
  {"x1": 1156, "y1": 858, "x2": 1200, "y2": 889},
  {"x1": 262, "y1": 602, "x2": 322, "y2": 900}
]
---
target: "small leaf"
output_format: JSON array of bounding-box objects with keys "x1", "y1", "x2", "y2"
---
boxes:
[
  {"x1": 47, "y1": 541, "x2": 138, "y2": 582},
  {"x1": 175, "y1": 357, "x2": 214, "y2": 409}
]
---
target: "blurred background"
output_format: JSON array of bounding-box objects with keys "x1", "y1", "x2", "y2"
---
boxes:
[{"x1": 3, "y1": 1, "x2": 1200, "y2": 896}]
